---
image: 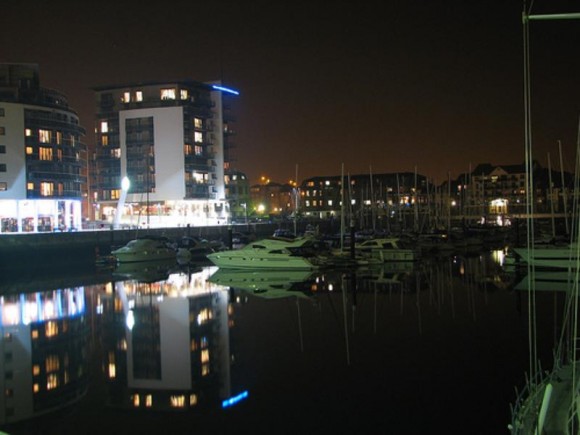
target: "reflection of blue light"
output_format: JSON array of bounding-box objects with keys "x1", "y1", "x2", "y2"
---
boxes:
[
  {"x1": 212, "y1": 85, "x2": 240, "y2": 95},
  {"x1": 221, "y1": 390, "x2": 249, "y2": 408}
]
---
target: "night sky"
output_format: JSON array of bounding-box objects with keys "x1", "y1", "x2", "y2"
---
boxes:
[{"x1": 2, "y1": 1, "x2": 579, "y2": 185}]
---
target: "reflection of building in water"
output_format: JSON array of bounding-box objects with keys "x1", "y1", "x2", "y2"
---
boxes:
[
  {"x1": 99, "y1": 266, "x2": 242, "y2": 411},
  {"x1": 0, "y1": 288, "x2": 88, "y2": 424}
]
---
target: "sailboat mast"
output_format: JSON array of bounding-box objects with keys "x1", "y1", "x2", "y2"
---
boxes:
[{"x1": 559, "y1": 140, "x2": 570, "y2": 236}]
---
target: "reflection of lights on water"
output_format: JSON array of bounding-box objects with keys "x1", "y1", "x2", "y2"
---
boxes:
[
  {"x1": 126, "y1": 309, "x2": 135, "y2": 330},
  {"x1": 491, "y1": 249, "x2": 505, "y2": 266},
  {"x1": 222, "y1": 390, "x2": 249, "y2": 408}
]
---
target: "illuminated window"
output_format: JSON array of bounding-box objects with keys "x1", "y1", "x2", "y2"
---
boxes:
[
  {"x1": 189, "y1": 394, "x2": 198, "y2": 406},
  {"x1": 39, "y1": 129, "x2": 51, "y2": 143},
  {"x1": 40, "y1": 182, "x2": 54, "y2": 197},
  {"x1": 180, "y1": 89, "x2": 188, "y2": 100},
  {"x1": 70, "y1": 134, "x2": 76, "y2": 147},
  {"x1": 100, "y1": 121, "x2": 108, "y2": 133},
  {"x1": 33, "y1": 383, "x2": 39, "y2": 393},
  {"x1": 33, "y1": 365, "x2": 40, "y2": 376},
  {"x1": 328, "y1": 200, "x2": 333, "y2": 206},
  {"x1": 111, "y1": 189, "x2": 120, "y2": 200},
  {"x1": 45, "y1": 321, "x2": 58, "y2": 337},
  {"x1": 201, "y1": 364, "x2": 210, "y2": 376},
  {"x1": 25, "y1": 128, "x2": 32, "y2": 136},
  {"x1": 201, "y1": 349, "x2": 210, "y2": 363},
  {"x1": 31, "y1": 329, "x2": 38, "y2": 338},
  {"x1": 39, "y1": 147, "x2": 52, "y2": 160},
  {"x1": 56, "y1": 131, "x2": 62, "y2": 145},
  {"x1": 111, "y1": 149, "x2": 121, "y2": 158},
  {"x1": 194, "y1": 118, "x2": 203, "y2": 128},
  {"x1": 190, "y1": 339, "x2": 198, "y2": 351},
  {"x1": 170, "y1": 395, "x2": 186, "y2": 408},
  {"x1": 194, "y1": 132, "x2": 203, "y2": 143},
  {"x1": 194, "y1": 145, "x2": 202, "y2": 156},
  {"x1": 145, "y1": 395, "x2": 153, "y2": 407},
  {"x1": 123, "y1": 92, "x2": 131, "y2": 103},
  {"x1": 184, "y1": 144, "x2": 192, "y2": 155},
  {"x1": 101, "y1": 135, "x2": 108, "y2": 146},
  {"x1": 135, "y1": 91, "x2": 143, "y2": 102},
  {"x1": 132, "y1": 394, "x2": 140, "y2": 407},
  {"x1": 46, "y1": 373, "x2": 58, "y2": 390},
  {"x1": 161, "y1": 88, "x2": 176, "y2": 100}
]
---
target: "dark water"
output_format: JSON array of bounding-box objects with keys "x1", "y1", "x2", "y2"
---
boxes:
[{"x1": 0, "y1": 251, "x2": 563, "y2": 434}]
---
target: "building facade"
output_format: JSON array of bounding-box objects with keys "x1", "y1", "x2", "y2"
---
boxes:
[
  {"x1": 0, "y1": 63, "x2": 87, "y2": 233},
  {"x1": 92, "y1": 80, "x2": 239, "y2": 228}
]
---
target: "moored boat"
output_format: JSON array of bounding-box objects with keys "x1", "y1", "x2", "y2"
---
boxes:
[
  {"x1": 206, "y1": 236, "x2": 328, "y2": 270},
  {"x1": 111, "y1": 235, "x2": 177, "y2": 263}
]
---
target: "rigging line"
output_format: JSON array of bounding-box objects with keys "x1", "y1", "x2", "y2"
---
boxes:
[{"x1": 523, "y1": 3, "x2": 539, "y2": 380}]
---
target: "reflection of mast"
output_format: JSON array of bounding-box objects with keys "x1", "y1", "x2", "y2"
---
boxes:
[
  {"x1": 296, "y1": 297, "x2": 304, "y2": 352},
  {"x1": 341, "y1": 273, "x2": 351, "y2": 366}
]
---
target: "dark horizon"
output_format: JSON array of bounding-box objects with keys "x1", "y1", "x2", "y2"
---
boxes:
[{"x1": 2, "y1": 1, "x2": 579, "y2": 185}]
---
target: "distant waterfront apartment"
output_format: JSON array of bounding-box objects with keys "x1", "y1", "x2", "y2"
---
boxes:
[
  {"x1": 92, "y1": 80, "x2": 240, "y2": 228},
  {"x1": 0, "y1": 63, "x2": 87, "y2": 233}
]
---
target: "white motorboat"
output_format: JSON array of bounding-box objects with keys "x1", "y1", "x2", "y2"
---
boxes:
[
  {"x1": 512, "y1": 244, "x2": 578, "y2": 270},
  {"x1": 206, "y1": 236, "x2": 327, "y2": 269},
  {"x1": 354, "y1": 237, "x2": 418, "y2": 262},
  {"x1": 111, "y1": 235, "x2": 177, "y2": 263}
]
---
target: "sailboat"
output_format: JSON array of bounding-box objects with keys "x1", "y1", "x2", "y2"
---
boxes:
[{"x1": 508, "y1": 5, "x2": 580, "y2": 434}]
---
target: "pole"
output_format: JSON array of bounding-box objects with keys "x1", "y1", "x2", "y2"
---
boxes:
[
  {"x1": 558, "y1": 140, "x2": 569, "y2": 236},
  {"x1": 548, "y1": 152, "x2": 556, "y2": 238}
]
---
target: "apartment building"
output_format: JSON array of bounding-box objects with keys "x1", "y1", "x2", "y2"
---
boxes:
[
  {"x1": 92, "y1": 80, "x2": 239, "y2": 228},
  {"x1": 0, "y1": 63, "x2": 87, "y2": 233}
]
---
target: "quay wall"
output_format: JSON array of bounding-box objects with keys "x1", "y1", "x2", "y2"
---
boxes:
[{"x1": 0, "y1": 224, "x2": 278, "y2": 270}]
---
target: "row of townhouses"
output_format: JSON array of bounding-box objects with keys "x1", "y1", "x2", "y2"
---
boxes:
[{"x1": 0, "y1": 63, "x2": 573, "y2": 234}]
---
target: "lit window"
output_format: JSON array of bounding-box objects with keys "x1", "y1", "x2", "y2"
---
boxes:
[
  {"x1": 180, "y1": 89, "x2": 188, "y2": 100},
  {"x1": 33, "y1": 384, "x2": 39, "y2": 393},
  {"x1": 40, "y1": 182, "x2": 53, "y2": 196},
  {"x1": 39, "y1": 129, "x2": 51, "y2": 143},
  {"x1": 145, "y1": 395, "x2": 152, "y2": 407},
  {"x1": 194, "y1": 118, "x2": 203, "y2": 128},
  {"x1": 25, "y1": 128, "x2": 32, "y2": 136},
  {"x1": 190, "y1": 394, "x2": 198, "y2": 406},
  {"x1": 27, "y1": 182, "x2": 34, "y2": 191},
  {"x1": 111, "y1": 149, "x2": 120, "y2": 158},
  {"x1": 46, "y1": 373, "x2": 58, "y2": 390},
  {"x1": 161, "y1": 88, "x2": 176, "y2": 100},
  {"x1": 111, "y1": 189, "x2": 120, "y2": 200},
  {"x1": 102, "y1": 135, "x2": 108, "y2": 146},
  {"x1": 39, "y1": 147, "x2": 52, "y2": 161},
  {"x1": 184, "y1": 144, "x2": 192, "y2": 155},
  {"x1": 132, "y1": 394, "x2": 140, "y2": 407},
  {"x1": 201, "y1": 349, "x2": 210, "y2": 363},
  {"x1": 56, "y1": 131, "x2": 62, "y2": 145},
  {"x1": 328, "y1": 200, "x2": 333, "y2": 206},
  {"x1": 101, "y1": 121, "x2": 108, "y2": 133},
  {"x1": 170, "y1": 395, "x2": 186, "y2": 408},
  {"x1": 194, "y1": 145, "x2": 202, "y2": 156},
  {"x1": 45, "y1": 321, "x2": 58, "y2": 337},
  {"x1": 123, "y1": 92, "x2": 131, "y2": 103},
  {"x1": 135, "y1": 91, "x2": 143, "y2": 102},
  {"x1": 194, "y1": 132, "x2": 203, "y2": 143},
  {"x1": 45, "y1": 355, "x2": 60, "y2": 372},
  {"x1": 26, "y1": 146, "x2": 33, "y2": 155}
]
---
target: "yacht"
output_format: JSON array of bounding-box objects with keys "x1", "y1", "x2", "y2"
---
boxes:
[
  {"x1": 354, "y1": 237, "x2": 418, "y2": 262},
  {"x1": 206, "y1": 236, "x2": 327, "y2": 269},
  {"x1": 111, "y1": 235, "x2": 177, "y2": 263}
]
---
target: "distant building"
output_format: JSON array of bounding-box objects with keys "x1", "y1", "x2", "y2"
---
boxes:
[
  {"x1": 91, "y1": 80, "x2": 240, "y2": 228},
  {"x1": 249, "y1": 181, "x2": 295, "y2": 217},
  {"x1": 299, "y1": 172, "x2": 431, "y2": 231},
  {"x1": 0, "y1": 63, "x2": 87, "y2": 233}
]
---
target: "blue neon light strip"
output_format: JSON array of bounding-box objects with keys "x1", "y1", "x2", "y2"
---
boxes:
[
  {"x1": 221, "y1": 390, "x2": 249, "y2": 408},
  {"x1": 212, "y1": 85, "x2": 240, "y2": 95}
]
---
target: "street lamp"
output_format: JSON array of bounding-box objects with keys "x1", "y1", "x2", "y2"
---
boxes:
[{"x1": 114, "y1": 176, "x2": 130, "y2": 229}]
